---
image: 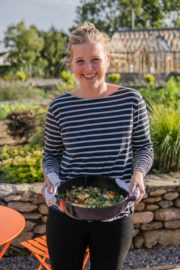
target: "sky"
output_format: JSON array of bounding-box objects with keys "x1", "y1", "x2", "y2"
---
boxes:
[{"x1": 0, "y1": 0, "x2": 81, "y2": 50}]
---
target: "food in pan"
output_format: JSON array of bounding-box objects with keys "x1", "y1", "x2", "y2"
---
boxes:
[{"x1": 59, "y1": 185, "x2": 125, "y2": 208}]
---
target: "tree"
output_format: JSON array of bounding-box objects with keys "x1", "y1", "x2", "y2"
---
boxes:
[
  {"x1": 72, "y1": 0, "x2": 180, "y2": 36},
  {"x1": 39, "y1": 27, "x2": 68, "y2": 77},
  {"x1": 4, "y1": 22, "x2": 68, "y2": 78},
  {"x1": 4, "y1": 21, "x2": 44, "y2": 71}
]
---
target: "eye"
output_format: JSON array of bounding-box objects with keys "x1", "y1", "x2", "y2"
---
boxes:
[
  {"x1": 76, "y1": 60, "x2": 84, "y2": 63},
  {"x1": 92, "y1": 58, "x2": 99, "y2": 61}
]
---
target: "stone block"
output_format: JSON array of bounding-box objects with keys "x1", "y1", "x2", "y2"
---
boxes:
[
  {"x1": 135, "y1": 202, "x2": 145, "y2": 212},
  {"x1": 133, "y1": 211, "x2": 154, "y2": 224},
  {"x1": 5, "y1": 193, "x2": 32, "y2": 202},
  {"x1": 0, "y1": 184, "x2": 14, "y2": 196},
  {"x1": 23, "y1": 213, "x2": 42, "y2": 220},
  {"x1": 143, "y1": 229, "x2": 180, "y2": 248},
  {"x1": 146, "y1": 204, "x2": 159, "y2": 211},
  {"x1": 14, "y1": 184, "x2": 30, "y2": 193},
  {"x1": 29, "y1": 183, "x2": 43, "y2": 194},
  {"x1": 24, "y1": 220, "x2": 36, "y2": 232},
  {"x1": 143, "y1": 196, "x2": 162, "y2": 203},
  {"x1": 33, "y1": 224, "x2": 46, "y2": 234},
  {"x1": 42, "y1": 216, "x2": 47, "y2": 223},
  {"x1": 163, "y1": 192, "x2": 179, "y2": 200},
  {"x1": 134, "y1": 223, "x2": 140, "y2": 229},
  {"x1": 39, "y1": 204, "x2": 48, "y2": 215},
  {"x1": 149, "y1": 189, "x2": 166, "y2": 196},
  {"x1": 32, "y1": 194, "x2": 45, "y2": 204},
  {"x1": 164, "y1": 220, "x2": 180, "y2": 229},
  {"x1": 8, "y1": 202, "x2": 37, "y2": 212},
  {"x1": 154, "y1": 208, "x2": 180, "y2": 221},
  {"x1": 175, "y1": 198, "x2": 180, "y2": 207},
  {"x1": 133, "y1": 229, "x2": 139, "y2": 236},
  {"x1": 11, "y1": 232, "x2": 33, "y2": 248},
  {"x1": 134, "y1": 236, "x2": 144, "y2": 249},
  {"x1": 141, "y1": 221, "x2": 163, "y2": 231},
  {"x1": 158, "y1": 200, "x2": 173, "y2": 208}
]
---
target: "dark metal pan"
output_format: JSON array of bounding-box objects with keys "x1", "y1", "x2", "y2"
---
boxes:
[{"x1": 55, "y1": 175, "x2": 136, "y2": 221}]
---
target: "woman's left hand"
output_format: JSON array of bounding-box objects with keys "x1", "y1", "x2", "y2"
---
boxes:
[{"x1": 129, "y1": 171, "x2": 145, "y2": 204}]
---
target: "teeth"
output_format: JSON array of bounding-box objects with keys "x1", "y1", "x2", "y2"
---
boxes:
[{"x1": 84, "y1": 74, "x2": 96, "y2": 78}]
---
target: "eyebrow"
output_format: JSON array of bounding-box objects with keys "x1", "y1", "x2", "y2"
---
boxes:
[{"x1": 75, "y1": 55, "x2": 100, "y2": 60}]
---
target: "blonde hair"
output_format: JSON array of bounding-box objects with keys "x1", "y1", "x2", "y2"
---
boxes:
[{"x1": 64, "y1": 23, "x2": 110, "y2": 65}]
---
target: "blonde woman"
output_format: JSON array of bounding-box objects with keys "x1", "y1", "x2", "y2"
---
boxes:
[{"x1": 41, "y1": 23, "x2": 153, "y2": 270}]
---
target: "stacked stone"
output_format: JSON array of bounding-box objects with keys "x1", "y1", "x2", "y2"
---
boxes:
[
  {"x1": 0, "y1": 183, "x2": 48, "y2": 254},
  {"x1": 133, "y1": 173, "x2": 180, "y2": 249},
  {"x1": 0, "y1": 172, "x2": 180, "y2": 254}
]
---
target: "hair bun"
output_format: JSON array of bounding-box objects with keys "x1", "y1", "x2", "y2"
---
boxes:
[{"x1": 78, "y1": 22, "x2": 96, "y2": 32}]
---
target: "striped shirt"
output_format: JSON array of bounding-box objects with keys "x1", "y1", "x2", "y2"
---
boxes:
[{"x1": 42, "y1": 86, "x2": 154, "y2": 220}]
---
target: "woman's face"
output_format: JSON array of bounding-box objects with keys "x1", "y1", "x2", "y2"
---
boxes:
[{"x1": 70, "y1": 42, "x2": 110, "y2": 89}]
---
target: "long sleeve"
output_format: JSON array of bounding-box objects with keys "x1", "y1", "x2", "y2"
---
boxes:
[
  {"x1": 132, "y1": 95, "x2": 154, "y2": 176},
  {"x1": 42, "y1": 105, "x2": 64, "y2": 177}
]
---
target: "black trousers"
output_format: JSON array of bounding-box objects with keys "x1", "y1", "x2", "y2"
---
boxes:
[{"x1": 46, "y1": 206, "x2": 133, "y2": 270}]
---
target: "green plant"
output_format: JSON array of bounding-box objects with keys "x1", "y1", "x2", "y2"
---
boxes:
[
  {"x1": 16, "y1": 71, "x2": 26, "y2": 82},
  {"x1": 139, "y1": 77, "x2": 180, "y2": 109},
  {"x1": 0, "y1": 145, "x2": 44, "y2": 183},
  {"x1": 0, "y1": 83, "x2": 45, "y2": 101},
  {"x1": 6, "y1": 110, "x2": 37, "y2": 142},
  {"x1": 149, "y1": 103, "x2": 180, "y2": 172},
  {"x1": 28, "y1": 103, "x2": 47, "y2": 147},
  {"x1": 159, "y1": 76, "x2": 180, "y2": 108},
  {"x1": 144, "y1": 74, "x2": 155, "y2": 84},
  {"x1": 0, "y1": 102, "x2": 38, "y2": 120},
  {"x1": 107, "y1": 73, "x2": 121, "y2": 84},
  {"x1": 60, "y1": 71, "x2": 75, "y2": 85}
]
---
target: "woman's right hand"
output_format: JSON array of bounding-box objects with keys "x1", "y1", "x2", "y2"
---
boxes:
[{"x1": 41, "y1": 176, "x2": 54, "y2": 198}]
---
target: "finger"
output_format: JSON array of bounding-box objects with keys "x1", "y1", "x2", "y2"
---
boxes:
[
  {"x1": 129, "y1": 181, "x2": 136, "y2": 196},
  {"x1": 135, "y1": 189, "x2": 145, "y2": 204},
  {"x1": 47, "y1": 181, "x2": 54, "y2": 194}
]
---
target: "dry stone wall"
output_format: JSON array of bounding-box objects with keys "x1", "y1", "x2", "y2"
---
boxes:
[{"x1": 0, "y1": 172, "x2": 180, "y2": 254}]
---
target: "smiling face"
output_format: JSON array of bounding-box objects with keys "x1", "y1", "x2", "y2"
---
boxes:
[{"x1": 70, "y1": 42, "x2": 110, "y2": 90}]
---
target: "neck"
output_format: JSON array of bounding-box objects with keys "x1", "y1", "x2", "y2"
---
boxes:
[{"x1": 78, "y1": 83, "x2": 109, "y2": 99}]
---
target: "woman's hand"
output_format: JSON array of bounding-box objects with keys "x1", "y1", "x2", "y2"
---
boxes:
[
  {"x1": 129, "y1": 171, "x2": 145, "y2": 204},
  {"x1": 41, "y1": 176, "x2": 54, "y2": 198}
]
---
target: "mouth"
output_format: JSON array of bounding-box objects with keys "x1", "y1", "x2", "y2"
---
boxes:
[{"x1": 82, "y1": 73, "x2": 97, "y2": 80}]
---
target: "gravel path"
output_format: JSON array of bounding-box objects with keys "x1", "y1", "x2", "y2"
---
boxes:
[{"x1": 0, "y1": 245, "x2": 180, "y2": 270}]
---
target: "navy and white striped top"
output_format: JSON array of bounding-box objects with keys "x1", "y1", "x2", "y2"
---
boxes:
[{"x1": 42, "y1": 86, "x2": 153, "y2": 182}]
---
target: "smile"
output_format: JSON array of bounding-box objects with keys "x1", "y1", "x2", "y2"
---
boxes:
[{"x1": 82, "y1": 74, "x2": 97, "y2": 80}]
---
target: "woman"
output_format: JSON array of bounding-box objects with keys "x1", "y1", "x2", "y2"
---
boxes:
[{"x1": 41, "y1": 23, "x2": 153, "y2": 270}]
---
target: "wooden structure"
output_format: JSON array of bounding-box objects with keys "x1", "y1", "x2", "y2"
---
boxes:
[{"x1": 109, "y1": 27, "x2": 180, "y2": 78}]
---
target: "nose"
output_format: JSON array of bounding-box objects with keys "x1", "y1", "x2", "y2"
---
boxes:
[{"x1": 84, "y1": 61, "x2": 93, "y2": 72}]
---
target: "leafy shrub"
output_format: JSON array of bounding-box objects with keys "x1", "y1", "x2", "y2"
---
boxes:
[
  {"x1": 139, "y1": 77, "x2": 180, "y2": 108},
  {"x1": 28, "y1": 104, "x2": 47, "y2": 147},
  {"x1": 0, "y1": 145, "x2": 44, "y2": 183},
  {"x1": 3, "y1": 73, "x2": 17, "y2": 81},
  {"x1": 108, "y1": 73, "x2": 121, "y2": 84},
  {"x1": 0, "y1": 102, "x2": 40, "y2": 120},
  {"x1": 159, "y1": 76, "x2": 180, "y2": 108},
  {"x1": 6, "y1": 110, "x2": 37, "y2": 142},
  {"x1": 149, "y1": 103, "x2": 180, "y2": 172},
  {"x1": 0, "y1": 84, "x2": 45, "y2": 101},
  {"x1": 144, "y1": 74, "x2": 155, "y2": 84},
  {"x1": 60, "y1": 71, "x2": 75, "y2": 85},
  {"x1": 16, "y1": 71, "x2": 26, "y2": 82}
]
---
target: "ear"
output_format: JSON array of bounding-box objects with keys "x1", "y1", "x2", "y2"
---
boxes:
[{"x1": 106, "y1": 54, "x2": 111, "y2": 69}]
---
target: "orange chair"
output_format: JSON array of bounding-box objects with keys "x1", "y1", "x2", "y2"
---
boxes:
[{"x1": 21, "y1": 235, "x2": 90, "y2": 270}]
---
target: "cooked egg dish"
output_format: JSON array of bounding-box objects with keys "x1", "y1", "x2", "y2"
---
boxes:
[{"x1": 59, "y1": 185, "x2": 124, "y2": 208}]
